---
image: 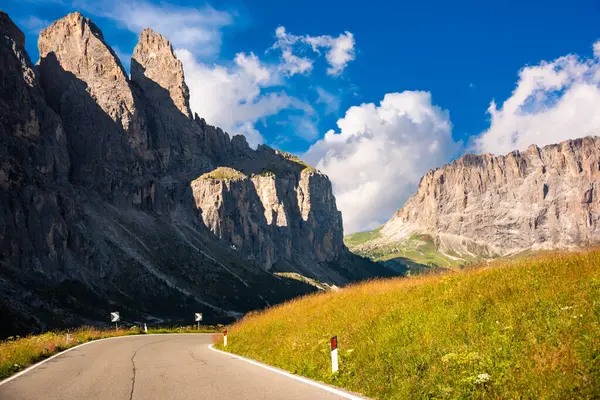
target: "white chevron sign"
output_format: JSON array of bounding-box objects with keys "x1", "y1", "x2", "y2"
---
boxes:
[{"x1": 110, "y1": 312, "x2": 120, "y2": 322}]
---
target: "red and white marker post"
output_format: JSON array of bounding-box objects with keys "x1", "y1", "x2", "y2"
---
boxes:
[
  {"x1": 224, "y1": 329, "x2": 228, "y2": 347},
  {"x1": 331, "y1": 336, "x2": 338, "y2": 373}
]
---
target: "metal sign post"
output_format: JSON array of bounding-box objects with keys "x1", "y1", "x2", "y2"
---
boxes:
[
  {"x1": 195, "y1": 313, "x2": 203, "y2": 330},
  {"x1": 111, "y1": 311, "x2": 120, "y2": 330}
]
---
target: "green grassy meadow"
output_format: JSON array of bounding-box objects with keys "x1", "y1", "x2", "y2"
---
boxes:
[
  {"x1": 215, "y1": 249, "x2": 600, "y2": 399},
  {"x1": 344, "y1": 231, "x2": 478, "y2": 273}
]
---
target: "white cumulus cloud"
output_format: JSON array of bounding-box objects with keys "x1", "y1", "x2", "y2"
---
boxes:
[
  {"x1": 304, "y1": 32, "x2": 355, "y2": 76},
  {"x1": 280, "y1": 49, "x2": 313, "y2": 76},
  {"x1": 177, "y1": 49, "x2": 314, "y2": 148},
  {"x1": 304, "y1": 92, "x2": 461, "y2": 234},
  {"x1": 272, "y1": 26, "x2": 356, "y2": 76},
  {"x1": 474, "y1": 40, "x2": 600, "y2": 154},
  {"x1": 174, "y1": 23, "x2": 358, "y2": 147}
]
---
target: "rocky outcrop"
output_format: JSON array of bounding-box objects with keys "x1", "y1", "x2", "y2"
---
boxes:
[
  {"x1": 132, "y1": 29, "x2": 191, "y2": 118},
  {"x1": 376, "y1": 137, "x2": 600, "y2": 257},
  {"x1": 192, "y1": 168, "x2": 279, "y2": 268},
  {"x1": 0, "y1": 12, "x2": 387, "y2": 336},
  {"x1": 38, "y1": 12, "x2": 148, "y2": 196},
  {"x1": 190, "y1": 163, "x2": 344, "y2": 275}
]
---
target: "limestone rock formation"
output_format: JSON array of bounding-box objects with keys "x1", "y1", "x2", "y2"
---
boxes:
[
  {"x1": 132, "y1": 29, "x2": 191, "y2": 118},
  {"x1": 190, "y1": 161, "x2": 346, "y2": 280},
  {"x1": 0, "y1": 10, "x2": 70, "y2": 274},
  {"x1": 372, "y1": 137, "x2": 600, "y2": 258},
  {"x1": 38, "y1": 12, "x2": 148, "y2": 195},
  {"x1": 0, "y1": 12, "x2": 388, "y2": 336}
]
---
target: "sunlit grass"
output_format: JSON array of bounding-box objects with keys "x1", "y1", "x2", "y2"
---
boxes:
[
  {"x1": 0, "y1": 325, "x2": 217, "y2": 380},
  {"x1": 215, "y1": 249, "x2": 600, "y2": 399},
  {"x1": 345, "y1": 231, "x2": 477, "y2": 271},
  {"x1": 198, "y1": 166, "x2": 247, "y2": 181},
  {"x1": 344, "y1": 228, "x2": 382, "y2": 247}
]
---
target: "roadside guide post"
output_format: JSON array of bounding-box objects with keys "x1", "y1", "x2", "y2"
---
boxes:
[
  {"x1": 144, "y1": 323, "x2": 148, "y2": 333},
  {"x1": 224, "y1": 329, "x2": 228, "y2": 347},
  {"x1": 111, "y1": 311, "x2": 120, "y2": 330},
  {"x1": 195, "y1": 313, "x2": 203, "y2": 330},
  {"x1": 331, "y1": 336, "x2": 339, "y2": 373},
  {"x1": 66, "y1": 329, "x2": 70, "y2": 344}
]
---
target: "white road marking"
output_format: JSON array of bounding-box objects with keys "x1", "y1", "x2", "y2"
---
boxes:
[
  {"x1": 208, "y1": 345, "x2": 367, "y2": 400},
  {"x1": 1, "y1": 333, "x2": 368, "y2": 400}
]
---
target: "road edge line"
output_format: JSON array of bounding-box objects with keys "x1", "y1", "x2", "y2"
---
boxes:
[
  {"x1": 0, "y1": 333, "x2": 210, "y2": 386},
  {"x1": 208, "y1": 344, "x2": 367, "y2": 400}
]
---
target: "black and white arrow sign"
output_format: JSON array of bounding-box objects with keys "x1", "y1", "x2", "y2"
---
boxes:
[
  {"x1": 110, "y1": 312, "x2": 120, "y2": 322},
  {"x1": 195, "y1": 313, "x2": 203, "y2": 322}
]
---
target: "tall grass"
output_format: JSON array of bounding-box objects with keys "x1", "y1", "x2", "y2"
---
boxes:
[
  {"x1": 215, "y1": 249, "x2": 600, "y2": 399},
  {"x1": 0, "y1": 325, "x2": 217, "y2": 380}
]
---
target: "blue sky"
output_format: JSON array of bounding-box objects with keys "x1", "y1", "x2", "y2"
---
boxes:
[{"x1": 5, "y1": 0, "x2": 600, "y2": 233}]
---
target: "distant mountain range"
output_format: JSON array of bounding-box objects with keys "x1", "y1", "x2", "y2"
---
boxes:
[{"x1": 347, "y1": 136, "x2": 600, "y2": 272}]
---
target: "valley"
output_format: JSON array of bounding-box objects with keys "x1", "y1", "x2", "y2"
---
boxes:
[
  {"x1": 2, "y1": 2, "x2": 600, "y2": 399},
  {"x1": 345, "y1": 230, "x2": 478, "y2": 274}
]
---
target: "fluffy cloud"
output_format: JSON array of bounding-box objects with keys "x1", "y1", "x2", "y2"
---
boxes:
[
  {"x1": 474, "y1": 40, "x2": 600, "y2": 154},
  {"x1": 174, "y1": 23, "x2": 358, "y2": 147},
  {"x1": 76, "y1": 0, "x2": 233, "y2": 57},
  {"x1": 304, "y1": 92, "x2": 461, "y2": 234},
  {"x1": 280, "y1": 49, "x2": 313, "y2": 76},
  {"x1": 272, "y1": 26, "x2": 356, "y2": 76},
  {"x1": 304, "y1": 32, "x2": 355, "y2": 76},
  {"x1": 177, "y1": 49, "x2": 314, "y2": 147}
]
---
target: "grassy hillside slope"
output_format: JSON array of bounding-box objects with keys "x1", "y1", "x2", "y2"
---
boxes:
[
  {"x1": 344, "y1": 230, "x2": 479, "y2": 274},
  {"x1": 215, "y1": 249, "x2": 600, "y2": 399}
]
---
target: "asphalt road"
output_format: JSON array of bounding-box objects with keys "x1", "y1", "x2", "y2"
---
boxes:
[{"x1": 0, "y1": 334, "x2": 360, "y2": 400}]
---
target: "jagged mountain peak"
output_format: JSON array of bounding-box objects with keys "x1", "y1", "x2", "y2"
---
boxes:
[
  {"x1": 132, "y1": 27, "x2": 192, "y2": 118},
  {"x1": 0, "y1": 12, "x2": 389, "y2": 336},
  {"x1": 38, "y1": 11, "x2": 135, "y2": 128}
]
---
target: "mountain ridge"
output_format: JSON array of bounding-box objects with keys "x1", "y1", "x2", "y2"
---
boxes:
[
  {"x1": 0, "y1": 11, "x2": 390, "y2": 336},
  {"x1": 347, "y1": 136, "x2": 600, "y2": 269}
]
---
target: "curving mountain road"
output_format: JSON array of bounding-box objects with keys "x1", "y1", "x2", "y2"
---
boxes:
[{"x1": 0, "y1": 334, "x2": 362, "y2": 400}]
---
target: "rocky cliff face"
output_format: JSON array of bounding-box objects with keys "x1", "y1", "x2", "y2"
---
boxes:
[
  {"x1": 0, "y1": 12, "x2": 386, "y2": 336},
  {"x1": 132, "y1": 29, "x2": 191, "y2": 118},
  {"x1": 0, "y1": 11, "x2": 70, "y2": 275},
  {"x1": 375, "y1": 137, "x2": 600, "y2": 257},
  {"x1": 190, "y1": 161, "x2": 345, "y2": 276}
]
